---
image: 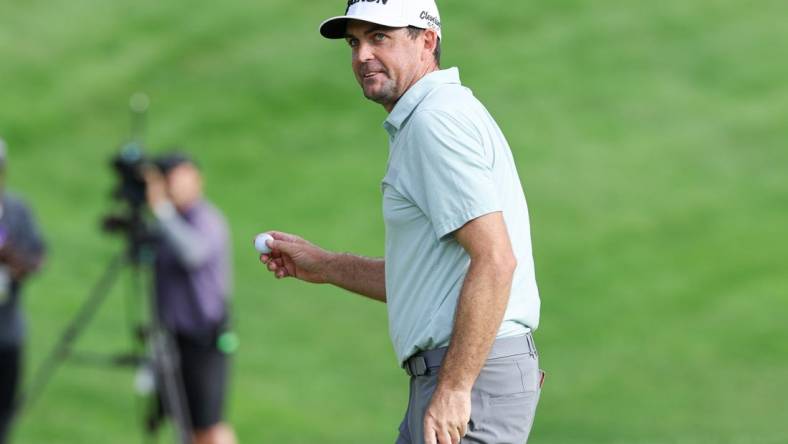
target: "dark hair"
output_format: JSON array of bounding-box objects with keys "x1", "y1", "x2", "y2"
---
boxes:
[
  {"x1": 155, "y1": 151, "x2": 198, "y2": 175},
  {"x1": 406, "y1": 26, "x2": 441, "y2": 66}
]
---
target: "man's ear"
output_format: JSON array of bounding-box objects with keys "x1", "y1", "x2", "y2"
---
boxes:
[{"x1": 422, "y1": 28, "x2": 439, "y2": 63}]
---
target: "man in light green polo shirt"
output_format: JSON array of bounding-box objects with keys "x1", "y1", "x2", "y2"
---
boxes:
[{"x1": 258, "y1": 1, "x2": 543, "y2": 443}]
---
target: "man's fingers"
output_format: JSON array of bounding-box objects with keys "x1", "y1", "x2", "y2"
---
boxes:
[
  {"x1": 265, "y1": 257, "x2": 289, "y2": 272},
  {"x1": 267, "y1": 231, "x2": 304, "y2": 244},
  {"x1": 449, "y1": 427, "x2": 461, "y2": 444},
  {"x1": 255, "y1": 231, "x2": 326, "y2": 283},
  {"x1": 424, "y1": 426, "x2": 438, "y2": 444},
  {"x1": 260, "y1": 254, "x2": 288, "y2": 276},
  {"x1": 438, "y1": 429, "x2": 453, "y2": 444},
  {"x1": 254, "y1": 231, "x2": 305, "y2": 252},
  {"x1": 424, "y1": 419, "x2": 455, "y2": 444},
  {"x1": 423, "y1": 419, "x2": 438, "y2": 444},
  {"x1": 259, "y1": 254, "x2": 282, "y2": 264},
  {"x1": 424, "y1": 414, "x2": 466, "y2": 444},
  {"x1": 267, "y1": 239, "x2": 298, "y2": 256}
]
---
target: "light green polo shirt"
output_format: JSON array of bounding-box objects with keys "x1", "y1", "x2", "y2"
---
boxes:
[{"x1": 382, "y1": 67, "x2": 541, "y2": 364}]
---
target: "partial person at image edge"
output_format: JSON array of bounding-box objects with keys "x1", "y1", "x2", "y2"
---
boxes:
[{"x1": 0, "y1": 138, "x2": 46, "y2": 444}]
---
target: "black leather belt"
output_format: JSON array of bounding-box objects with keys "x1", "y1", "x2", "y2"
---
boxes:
[{"x1": 403, "y1": 332, "x2": 538, "y2": 377}]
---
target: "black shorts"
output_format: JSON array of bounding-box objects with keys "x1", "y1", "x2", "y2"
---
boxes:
[
  {"x1": 174, "y1": 333, "x2": 229, "y2": 430},
  {"x1": 0, "y1": 346, "x2": 21, "y2": 444}
]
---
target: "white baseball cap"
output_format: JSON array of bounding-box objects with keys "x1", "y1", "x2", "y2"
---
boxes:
[{"x1": 319, "y1": 0, "x2": 442, "y2": 40}]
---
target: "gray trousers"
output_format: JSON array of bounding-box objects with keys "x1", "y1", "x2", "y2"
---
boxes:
[{"x1": 396, "y1": 334, "x2": 543, "y2": 444}]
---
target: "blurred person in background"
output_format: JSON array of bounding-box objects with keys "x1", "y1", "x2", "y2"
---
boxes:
[
  {"x1": 259, "y1": 1, "x2": 543, "y2": 443},
  {"x1": 0, "y1": 138, "x2": 46, "y2": 444},
  {"x1": 144, "y1": 152, "x2": 237, "y2": 444}
]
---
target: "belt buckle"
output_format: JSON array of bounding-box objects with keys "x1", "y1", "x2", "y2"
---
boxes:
[{"x1": 406, "y1": 356, "x2": 427, "y2": 377}]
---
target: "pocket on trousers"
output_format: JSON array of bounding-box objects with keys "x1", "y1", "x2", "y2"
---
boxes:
[
  {"x1": 487, "y1": 389, "x2": 537, "y2": 406},
  {"x1": 474, "y1": 390, "x2": 539, "y2": 443},
  {"x1": 478, "y1": 354, "x2": 539, "y2": 399},
  {"x1": 465, "y1": 357, "x2": 541, "y2": 442}
]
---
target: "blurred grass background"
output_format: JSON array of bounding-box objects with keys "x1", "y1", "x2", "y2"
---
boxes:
[{"x1": 1, "y1": 0, "x2": 787, "y2": 442}]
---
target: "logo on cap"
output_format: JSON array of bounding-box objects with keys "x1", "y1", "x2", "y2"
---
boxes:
[
  {"x1": 420, "y1": 10, "x2": 441, "y2": 29},
  {"x1": 346, "y1": 0, "x2": 389, "y2": 14}
]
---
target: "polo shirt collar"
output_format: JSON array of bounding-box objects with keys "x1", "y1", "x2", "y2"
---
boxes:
[{"x1": 384, "y1": 67, "x2": 461, "y2": 137}]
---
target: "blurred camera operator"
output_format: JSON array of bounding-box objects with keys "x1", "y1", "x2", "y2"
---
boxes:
[
  {"x1": 144, "y1": 152, "x2": 236, "y2": 444},
  {"x1": 0, "y1": 138, "x2": 46, "y2": 444}
]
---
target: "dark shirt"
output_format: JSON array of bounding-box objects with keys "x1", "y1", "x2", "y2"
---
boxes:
[
  {"x1": 0, "y1": 193, "x2": 45, "y2": 348},
  {"x1": 153, "y1": 200, "x2": 231, "y2": 338}
]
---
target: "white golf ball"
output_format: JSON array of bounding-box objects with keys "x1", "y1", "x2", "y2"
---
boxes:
[{"x1": 255, "y1": 233, "x2": 274, "y2": 254}]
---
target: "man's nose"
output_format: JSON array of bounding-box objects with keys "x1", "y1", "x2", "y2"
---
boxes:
[{"x1": 355, "y1": 42, "x2": 375, "y2": 63}]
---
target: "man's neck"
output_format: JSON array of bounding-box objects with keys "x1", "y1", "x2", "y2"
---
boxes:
[{"x1": 383, "y1": 65, "x2": 441, "y2": 113}]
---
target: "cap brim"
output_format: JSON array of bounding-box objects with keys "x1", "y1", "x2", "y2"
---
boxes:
[
  {"x1": 319, "y1": 16, "x2": 352, "y2": 39},
  {"x1": 319, "y1": 15, "x2": 409, "y2": 39}
]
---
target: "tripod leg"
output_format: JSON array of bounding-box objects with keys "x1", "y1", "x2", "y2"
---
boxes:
[
  {"x1": 150, "y1": 329, "x2": 193, "y2": 444},
  {"x1": 21, "y1": 253, "x2": 127, "y2": 411},
  {"x1": 133, "y1": 245, "x2": 194, "y2": 444}
]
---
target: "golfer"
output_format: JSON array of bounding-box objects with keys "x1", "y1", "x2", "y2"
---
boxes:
[{"x1": 259, "y1": 1, "x2": 543, "y2": 443}]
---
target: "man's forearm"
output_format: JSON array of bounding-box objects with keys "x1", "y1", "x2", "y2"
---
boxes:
[
  {"x1": 325, "y1": 253, "x2": 386, "y2": 302},
  {"x1": 154, "y1": 202, "x2": 212, "y2": 268},
  {"x1": 436, "y1": 257, "x2": 515, "y2": 391}
]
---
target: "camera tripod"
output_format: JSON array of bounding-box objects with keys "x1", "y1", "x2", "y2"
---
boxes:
[{"x1": 22, "y1": 238, "x2": 194, "y2": 444}]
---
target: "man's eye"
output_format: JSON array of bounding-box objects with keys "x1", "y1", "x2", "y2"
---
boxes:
[
  {"x1": 347, "y1": 38, "x2": 359, "y2": 48},
  {"x1": 373, "y1": 33, "x2": 386, "y2": 42}
]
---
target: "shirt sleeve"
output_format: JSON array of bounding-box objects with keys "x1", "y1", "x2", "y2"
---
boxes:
[
  {"x1": 406, "y1": 109, "x2": 501, "y2": 240},
  {"x1": 154, "y1": 202, "x2": 219, "y2": 269}
]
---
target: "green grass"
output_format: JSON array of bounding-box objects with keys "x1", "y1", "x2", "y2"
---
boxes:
[{"x1": 1, "y1": 0, "x2": 786, "y2": 442}]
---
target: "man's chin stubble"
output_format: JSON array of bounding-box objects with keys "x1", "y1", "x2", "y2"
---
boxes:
[{"x1": 363, "y1": 85, "x2": 397, "y2": 106}]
